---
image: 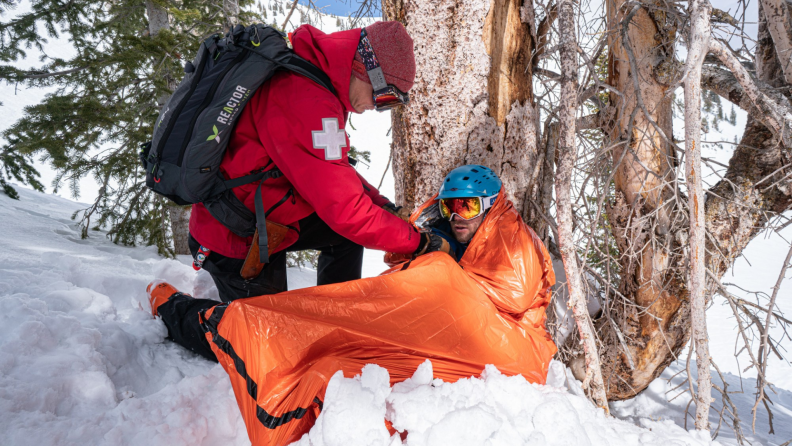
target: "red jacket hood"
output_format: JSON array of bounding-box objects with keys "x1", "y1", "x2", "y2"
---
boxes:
[{"x1": 291, "y1": 25, "x2": 359, "y2": 114}]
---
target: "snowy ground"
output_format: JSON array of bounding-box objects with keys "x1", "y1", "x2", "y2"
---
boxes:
[
  {"x1": 1, "y1": 181, "x2": 791, "y2": 446},
  {"x1": 3, "y1": 0, "x2": 792, "y2": 444}
]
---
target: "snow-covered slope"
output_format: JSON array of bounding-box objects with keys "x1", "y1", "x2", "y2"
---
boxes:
[
  {"x1": 3, "y1": 1, "x2": 792, "y2": 444},
  {"x1": 2, "y1": 184, "x2": 790, "y2": 446}
]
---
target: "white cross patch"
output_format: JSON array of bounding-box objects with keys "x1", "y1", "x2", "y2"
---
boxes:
[{"x1": 311, "y1": 118, "x2": 347, "y2": 160}]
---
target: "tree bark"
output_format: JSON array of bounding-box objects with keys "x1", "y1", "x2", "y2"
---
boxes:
[
  {"x1": 555, "y1": 0, "x2": 609, "y2": 412},
  {"x1": 759, "y1": 0, "x2": 792, "y2": 84},
  {"x1": 684, "y1": 0, "x2": 712, "y2": 430},
  {"x1": 598, "y1": 0, "x2": 685, "y2": 400},
  {"x1": 597, "y1": 0, "x2": 792, "y2": 402},
  {"x1": 382, "y1": 0, "x2": 544, "y2": 227},
  {"x1": 146, "y1": 0, "x2": 191, "y2": 255},
  {"x1": 708, "y1": 40, "x2": 792, "y2": 147},
  {"x1": 224, "y1": 0, "x2": 240, "y2": 30},
  {"x1": 701, "y1": 65, "x2": 792, "y2": 118}
]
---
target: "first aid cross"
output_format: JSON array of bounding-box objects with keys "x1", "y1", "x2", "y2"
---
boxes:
[{"x1": 312, "y1": 118, "x2": 347, "y2": 160}]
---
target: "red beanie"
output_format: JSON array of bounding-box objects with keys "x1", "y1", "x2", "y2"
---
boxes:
[{"x1": 352, "y1": 21, "x2": 416, "y2": 92}]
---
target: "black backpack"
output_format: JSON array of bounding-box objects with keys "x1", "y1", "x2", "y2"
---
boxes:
[{"x1": 140, "y1": 24, "x2": 335, "y2": 262}]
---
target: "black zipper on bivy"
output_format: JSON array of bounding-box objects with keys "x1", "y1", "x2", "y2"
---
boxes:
[{"x1": 177, "y1": 50, "x2": 250, "y2": 166}]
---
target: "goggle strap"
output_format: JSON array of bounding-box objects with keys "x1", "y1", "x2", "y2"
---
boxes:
[
  {"x1": 358, "y1": 29, "x2": 388, "y2": 90},
  {"x1": 358, "y1": 28, "x2": 410, "y2": 110},
  {"x1": 367, "y1": 66, "x2": 388, "y2": 91},
  {"x1": 481, "y1": 194, "x2": 498, "y2": 213}
]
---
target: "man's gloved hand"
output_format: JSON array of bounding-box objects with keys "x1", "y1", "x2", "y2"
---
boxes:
[
  {"x1": 383, "y1": 202, "x2": 411, "y2": 222},
  {"x1": 414, "y1": 232, "x2": 451, "y2": 257}
]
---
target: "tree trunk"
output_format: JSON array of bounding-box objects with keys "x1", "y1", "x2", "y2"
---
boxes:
[
  {"x1": 384, "y1": 0, "x2": 792, "y2": 405},
  {"x1": 597, "y1": 0, "x2": 792, "y2": 401},
  {"x1": 596, "y1": 0, "x2": 687, "y2": 400},
  {"x1": 555, "y1": 0, "x2": 609, "y2": 412},
  {"x1": 684, "y1": 0, "x2": 712, "y2": 430},
  {"x1": 224, "y1": 0, "x2": 240, "y2": 30},
  {"x1": 146, "y1": 0, "x2": 191, "y2": 255},
  {"x1": 382, "y1": 0, "x2": 544, "y2": 226},
  {"x1": 759, "y1": 0, "x2": 792, "y2": 84}
]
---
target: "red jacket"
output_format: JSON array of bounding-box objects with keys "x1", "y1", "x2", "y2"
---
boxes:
[{"x1": 189, "y1": 26, "x2": 420, "y2": 259}]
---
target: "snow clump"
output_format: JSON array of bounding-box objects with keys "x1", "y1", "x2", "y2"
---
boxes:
[{"x1": 293, "y1": 360, "x2": 719, "y2": 446}]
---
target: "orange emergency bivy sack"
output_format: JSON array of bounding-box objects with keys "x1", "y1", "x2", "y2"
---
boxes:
[{"x1": 199, "y1": 193, "x2": 557, "y2": 446}]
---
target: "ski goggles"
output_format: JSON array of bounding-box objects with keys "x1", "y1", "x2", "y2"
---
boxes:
[
  {"x1": 439, "y1": 195, "x2": 498, "y2": 221},
  {"x1": 358, "y1": 28, "x2": 410, "y2": 111}
]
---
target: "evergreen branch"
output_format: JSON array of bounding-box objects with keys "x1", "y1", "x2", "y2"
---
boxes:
[
  {"x1": 18, "y1": 62, "x2": 98, "y2": 79},
  {"x1": 1, "y1": 0, "x2": 246, "y2": 255},
  {"x1": 0, "y1": 0, "x2": 76, "y2": 29},
  {"x1": 0, "y1": 0, "x2": 19, "y2": 13}
]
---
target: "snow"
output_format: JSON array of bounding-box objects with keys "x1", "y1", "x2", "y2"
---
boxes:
[
  {"x1": 612, "y1": 363, "x2": 792, "y2": 445},
  {"x1": 3, "y1": 0, "x2": 792, "y2": 445},
  {"x1": 3, "y1": 183, "x2": 787, "y2": 446},
  {"x1": 293, "y1": 361, "x2": 719, "y2": 446}
]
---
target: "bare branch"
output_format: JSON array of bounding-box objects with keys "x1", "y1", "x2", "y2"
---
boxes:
[
  {"x1": 708, "y1": 39, "x2": 792, "y2": 146},
  {"x1": 555, "y1": 0, "x2": 609, "y2": 413},
  {"x1": 281, "y1": 0, "x2": 299, "y2": 30},
  {"x1": 685, "y1": 0, "x2": 713, "y2": 430},
  {"x1": 753, "y1": 241, "x2": 792, "y2": 432}
]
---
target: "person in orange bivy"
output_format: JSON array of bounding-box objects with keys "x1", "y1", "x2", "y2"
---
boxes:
[{"x1": 147, "y1": 165, "x2": 556, "y2": 446}]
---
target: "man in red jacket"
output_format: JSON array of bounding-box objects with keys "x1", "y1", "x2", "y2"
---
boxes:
[{"x1": 188, "y1": 22, "x2": 447, "y2": 302}]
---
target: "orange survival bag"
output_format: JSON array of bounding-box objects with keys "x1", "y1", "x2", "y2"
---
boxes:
[{"x1": 200, "y1": 193, "x2": 557, "y2": 446}]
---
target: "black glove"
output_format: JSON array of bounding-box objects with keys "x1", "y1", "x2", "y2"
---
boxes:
[
  {"x1": 414, "y1": 232, "x2": 452, "y2": 258},
  {"x1": 383, "y1": 202, "x2": 411, "y2": 221}
]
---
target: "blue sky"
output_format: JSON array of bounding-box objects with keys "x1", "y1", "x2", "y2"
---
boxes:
[{"x1": 299, "y1": 0, "x2": 381, "y2": 16}]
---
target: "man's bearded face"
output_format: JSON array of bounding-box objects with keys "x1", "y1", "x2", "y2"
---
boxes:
[{"x1": 450, "y1": 214, "x2": 484, "y2": 243}]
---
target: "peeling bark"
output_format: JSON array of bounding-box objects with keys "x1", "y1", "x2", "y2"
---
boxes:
[
  {"x1": 684, "y1": 0, "x2": 712, "y2": 430},
  {"x1": 383, "y1": 0, "x2": 544, "y2": 229},
  {"x1": 759, "y1": 0, "x2": 792, "y2": 84},
  {"x1": 599, "y1": 0, "x2": 685, "y2": 401},
  {"x1": 555, "y1": 0, "x2": 609, "y2": 412},
  {"x1": 598, "y1": 0, "x2": 792, "y2": 402}
]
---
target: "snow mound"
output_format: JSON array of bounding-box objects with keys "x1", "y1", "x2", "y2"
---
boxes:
[
  {"x1": 1, "y1": 186, "x2": 786, "y2": 446},
  {"x1": 0, "y1": 187, "x2": 315, "y2": 445},
  {"x1": 292, "y1": 360, "x2": 718, "y2": 446}
]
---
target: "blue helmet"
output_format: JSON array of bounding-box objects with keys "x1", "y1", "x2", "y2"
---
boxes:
[{"x1": 437, "y1": 165, "x2": 502, "y2": 199}]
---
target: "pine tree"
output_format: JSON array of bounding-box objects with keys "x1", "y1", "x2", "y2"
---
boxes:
[
  {"x1": 0, "y1": 0, "x2": 260, "y2": 255},
  {"x1": 0, "y1": 146, "x2": 43, "y2": 199}
]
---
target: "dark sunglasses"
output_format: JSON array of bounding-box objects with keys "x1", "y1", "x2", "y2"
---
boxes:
[{"x1": 357, "y1": 28, "x2": 410, "y2": 111}]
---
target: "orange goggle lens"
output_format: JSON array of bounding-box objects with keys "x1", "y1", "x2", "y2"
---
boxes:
[
  {"x1": 439, "y1": 197, "x2": 483, "y2": 220},
  {"x1": 374, "y1": 94, "x2": 403, "y2": 111}
]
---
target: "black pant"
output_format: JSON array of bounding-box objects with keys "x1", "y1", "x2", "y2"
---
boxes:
[
  {"x1": 188, "y1": 213, "x2": 364, "y2": 302},
  {"x1": 158, "y1": 293, "x2": 220, "y2": 361},
  {"x1": 163, "y1": 213, "x2": 364, "y2": 361}
]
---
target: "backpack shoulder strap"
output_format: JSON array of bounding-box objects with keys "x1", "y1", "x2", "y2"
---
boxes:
[
  {"x1": 281, "y1": 54, "x2": 336, "y2": 95},
  {"x1": 223, "y1": 167, "x2": 283, "y2": 190},
  {"x1": 239, "y1": 40, "x2": 336, "y2": 96}
]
